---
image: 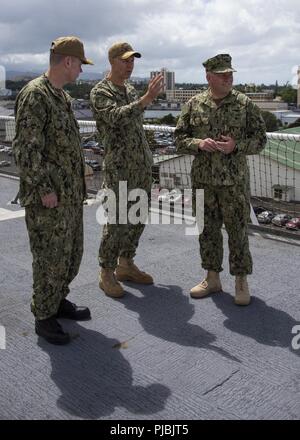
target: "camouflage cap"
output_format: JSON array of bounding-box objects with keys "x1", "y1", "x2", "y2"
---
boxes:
[
  {"x1": 51, "y1": 36, "x2": 93, "y2": 65},
  {"x1": 108, "y1": 42, "x2": 141, "y2": 62},
  {"x1": 203, "y1": 54, "x2": 236, "y2": 73}
]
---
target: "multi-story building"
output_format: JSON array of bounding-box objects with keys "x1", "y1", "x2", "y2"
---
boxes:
[
  {"x1": 166, "y1": 89, "x2": 202, "y2": 103},
  {"x1": 245, "y1": 92, "x2": 274, "y2": 100},
  {"x1": 151, "y1": 68, "x2": 175, "y2": 92}
]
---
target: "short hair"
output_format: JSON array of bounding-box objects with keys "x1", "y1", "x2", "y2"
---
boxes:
[{"x1": 49, "y1": 51, "x2": 67, "y2": 66}]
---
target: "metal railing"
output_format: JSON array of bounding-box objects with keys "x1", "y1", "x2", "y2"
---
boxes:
[{"x1": 1, "y1": 116, "x2": 300, "y2": 232}]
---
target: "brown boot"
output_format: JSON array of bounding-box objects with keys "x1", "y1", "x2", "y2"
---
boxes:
[
  {"x1": 115, "y1": 257, "x2": 153, "y2": 284},
  {"x1": 99, "y1": 268, "x2": 124, "y2": 298},
  {"x1": 190, "y1": 271, "x2": 222, "y2": 298},
  {"x1": 235, "y1": 275, "x2": 251, "y2": 306}
]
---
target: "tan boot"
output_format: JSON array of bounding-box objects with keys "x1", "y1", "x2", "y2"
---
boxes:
[
  {"x1": 235, "y1": 275, "x2": 251, "y2": 306},
  {"x1": 115, "y1": 257, "x2": 153, "y2": 284},
  {"x1": 99, "y1": 268, "x2": 124, "y2": 298},
  {"x1": 190, "y1": 271, "x2": 222, "y2": 298}
]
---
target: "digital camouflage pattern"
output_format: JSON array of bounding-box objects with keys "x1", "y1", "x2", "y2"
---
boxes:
[
  {"x1": 202, "y1": 54, "x2": 236, "y2": 73},
  {"x1": 198, "y1": 185, "x2": 252, "y2": 275},
  {"x1": 90, "y1": 78, "x2": 152, "y2": 269},
  {"x1": 13, "y1": 74, "x2": 86, "y2": 319},
  {"x1": 175, "y1": 88, "x2": 267, "y2": 187},
  {"x1": 90, "y1": 78, "x2": 153, "y2": 173},
  {"x1": 175, "y1": 88, "x2": 267, "y2": 275},
  {"x1": 26, "y1": 205, "x2": 83, "y2": 319},
  {"x1": 99, "y1": 169, "x2": 152, "y2": 268},
  {"x1": 13, "y1": 74, "x2": 86, "y2": 206}
]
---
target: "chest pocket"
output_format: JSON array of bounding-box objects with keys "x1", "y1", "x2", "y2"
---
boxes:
[
  {"x1": 190, "y1": 114, "x2": 211, "y2": 138},
  {"x1": 54, "y1": 110, "x2": 76, "y2": 144},
  {"x1": 227, "y1": 112, "x2": 247, "y2": 139},
  {"x1": 190, "y1": 114, "x2": 209, "y2": 126}
]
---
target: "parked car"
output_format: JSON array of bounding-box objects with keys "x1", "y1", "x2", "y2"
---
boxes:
[
  {"x1": 257, "y1": 210, "x2": 276, "y2": 224},
  {"x1": 253, "y1": 206, "x2": 268, "y2": 215},
  {"x1": 82, "y1": 140, "x2": 99, "y2": 149},
  {"x1": 271, "y1": 213, "x2": 292, "y2": 227},
  {"x1": 0, "y1": 160, "x2": 11, "y2": 167},
  {"x1": 285, "y1": 217, "x2": 300, "y2": 230},
  {"x1": 165, "y1": 146, "x2": 176, "y2": 153},
  {"x1": 0, "y1": 146, "x2": 12, "y2": 153},
  {"x1": 91, "y1": 146, "x2": 104, "y2": 155},
  {"x1": 158, "y1": 189, "x2": 191, "y2": 206},
  {"x1": 85, "y1": 159, "x2": 101, "y2": 171}
]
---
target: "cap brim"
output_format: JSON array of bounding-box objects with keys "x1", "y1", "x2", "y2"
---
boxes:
[
  {"x1": 121, "y1": 51, "x2": 141, "y2": 60},
  {"x1": 82, "y1": 58, "x2": 94, "y2": 65},
  {"x1": 212, "y1": 68, "x2": 236, "y2": 73}
]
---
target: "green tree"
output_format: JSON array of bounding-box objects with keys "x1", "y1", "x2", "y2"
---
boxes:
[
  {"x1": 160, "y1": 113, "x2": 176, "y2": 126},
  {"x1": 261, "y1": 110, "x2": 279, "y2": 132},
  {"x1": 279, "y1": 86, "x2": 297, "y2": 104},
  {"x1": 64, "y1": 82, "x2": 93, "y2": 99}
]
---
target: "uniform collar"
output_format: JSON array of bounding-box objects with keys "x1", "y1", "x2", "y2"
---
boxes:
[
  {"x1": 201, "y1": 88, "x2": 236, "y2": 108},
  {"x1": 104, "y1": 77, "x2": 129, "y2": 97},
  {"x1": 42, "y1": 73, "x2": 69, "y2": 102}
]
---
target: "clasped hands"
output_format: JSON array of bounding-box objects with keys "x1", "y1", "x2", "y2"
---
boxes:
[{"x1": 198, "y1": 135, "x2": 236, "y2": 154}]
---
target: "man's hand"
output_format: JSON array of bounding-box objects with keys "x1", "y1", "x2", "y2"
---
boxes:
[
  {"x1": 41, "y1": 192, "x2": 58, "y2": 208},
  {"x1": 216, "y1": 135, "x2": 236, "y2": 155},
  {"x1": 140, "y1": 74, "x2": 164, "y2": 108},
  {"x1": 198, "y1": 138, "x2": 219, "y2": 152}
]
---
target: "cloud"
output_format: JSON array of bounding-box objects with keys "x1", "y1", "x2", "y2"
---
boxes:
[{"x1": 0, "y1": 0, "x2": 299, "y2": 84}]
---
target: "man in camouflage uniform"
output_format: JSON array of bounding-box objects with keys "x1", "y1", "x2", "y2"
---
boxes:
[
  {"x1": 13, "y1": 37, "x2": 93, "y2": 344},
  {"x1": 175, "y1": 54, "x2": 267, "y2": 305},
  {"x1": 90, "y1": 42, "x2": 163, "y2": 298}
]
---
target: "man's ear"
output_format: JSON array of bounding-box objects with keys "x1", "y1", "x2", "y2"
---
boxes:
[{"x1": 64, "y1": 56, "x2": 72, "y2": 68}]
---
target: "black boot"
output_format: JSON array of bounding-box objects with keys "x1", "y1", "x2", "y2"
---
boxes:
[
  {"x1": 35, "y1": 316, "x2": 71, "y2": 345},
  {"x1": 56, "y1": 298, "x2": 91, "y2": 321}
]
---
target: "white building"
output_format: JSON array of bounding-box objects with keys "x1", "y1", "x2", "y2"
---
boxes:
[
  {"x1": 166, "y1": 89, "x2": 201, "y2": 103},
  {"x1": 248, "y1": 155, "x2": 299, "y2": 202},
  {"x1": 271, "y1": 110, "x2": 300, "y2": 126},
  {"x1": 252, "y1": 100, "x2": 288, "y2": 111},
  {"x1": 153, "y1": 154, "x2": 192, "y2": 189},
  {"x1": 151, "y1": 68, "x2": 175, "y2": 92}
]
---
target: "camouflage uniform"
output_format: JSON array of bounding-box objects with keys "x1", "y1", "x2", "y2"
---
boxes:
[
  {"x1": 175, "y1": 88, "x2": 267, "y2": 275},
  {"x1": 90, "y1": 78, "x2": 152, "y2": 269},
  {"x1": 13, "y1": 74, "x2": 86, "y2": 320}
]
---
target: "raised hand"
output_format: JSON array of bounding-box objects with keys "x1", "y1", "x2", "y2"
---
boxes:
[{"x1": 140, "y1": 73, "x2": 164, "y2": 108}]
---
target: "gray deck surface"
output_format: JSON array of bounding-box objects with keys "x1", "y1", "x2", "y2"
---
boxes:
[{"x1": 0, "y1": 175, "x2": 299, "y2": 420}]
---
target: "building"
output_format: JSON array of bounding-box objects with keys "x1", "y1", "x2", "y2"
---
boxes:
[
  {"x1": 244, "y1": 92, "x2": 288, "y2": 111},
  {"x1": 271, "y1": 110, "x2": 300, "y2": 126},
  {"x1": 166, "y1": 87, "x2": 288, "y2": 109},
  {"x1": 245, "y1": 91, "x2": 274, "y2": 101},
  {"x1": 151, "y1": 68, "x2": 175, "y2": 92},
  {"x1": 166, "y1": 89, "x2": 201, "y2": 103},
  {"x1": 250, "y1": 99, "x2": 288, "y2": 111},
  {"x1": 153, "y1": 154, "x2": 192, "y2": 189}
]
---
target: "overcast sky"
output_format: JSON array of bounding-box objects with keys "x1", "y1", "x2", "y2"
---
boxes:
[{"x1": 0, "y1": 0, "x2": 299, "y2": 85}]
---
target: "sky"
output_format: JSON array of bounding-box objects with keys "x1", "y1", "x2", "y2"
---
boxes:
[{"x1": 0, "y1": 0, "x2": 299, "y2": 85}]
